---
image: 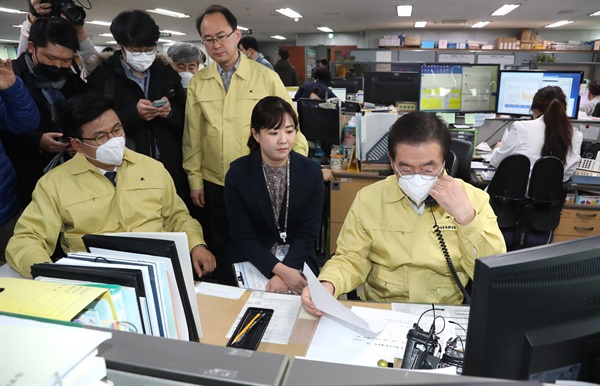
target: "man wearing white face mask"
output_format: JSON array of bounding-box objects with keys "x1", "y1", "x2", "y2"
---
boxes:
[
  {"x1": 6, "y1": 95, "x2": 217, "y2": 279},
  {"x1": 85, "y1": 10, "x2": 192, "y2": 217},
  {"x1": 301, "y1": 112, "x2": 506, "y2": 311},
  {"x1": 166, "y1": 42, "x2": 206, "y2": 89}
]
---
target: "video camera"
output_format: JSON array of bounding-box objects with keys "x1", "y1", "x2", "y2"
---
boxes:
[{"x1": 30, "y1": 0, "x2": 87, "y2": 26}]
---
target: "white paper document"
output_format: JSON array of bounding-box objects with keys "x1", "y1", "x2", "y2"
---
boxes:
[
  {"x1": 226, "y1": 291, "x2": 301, "y2": 345},
  {"x1": 195, "y1": 282, "x2": 245, "y2": 300},
  {"x1": 303, "y1": 263, "x2": 386, "y2": 333},
  {"x1": 233, "y1": 261, "x2": 269, "y2": 290},
  {"x1": 1, "y1": 315, "x2": 111, "y2": 386},
  {"x1": 305, "y1": 306, "x2": 455, "y2": 367}
]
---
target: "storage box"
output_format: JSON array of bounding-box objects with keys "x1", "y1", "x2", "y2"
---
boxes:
[
  {"x1": 520, "y1": 29, "x2": 532, "y2": 41},
  {"x1": 404, "y1": 35, "x2": 421, "y2": 46},
  {"x1": 421, "y1": 40, "x2": 435, "y2": 49},
  {"x1": 521, "y1": 42, "x2": 533, "y2": 50},
  {"x1": 577, "y1": 195, "x2": 600, "y2": 205},
  {"x1": 594, "y1": 40, "x2": 600, "y2": 51}
]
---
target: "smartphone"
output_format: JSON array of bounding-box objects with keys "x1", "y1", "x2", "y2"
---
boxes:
[{"x1": 152, "y1": 99, "x2": 167, "y2": 108}]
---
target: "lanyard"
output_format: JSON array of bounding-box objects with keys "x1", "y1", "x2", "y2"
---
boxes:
[{"x1": 262, "y1": 157, "x2": 290, "y2": 244}]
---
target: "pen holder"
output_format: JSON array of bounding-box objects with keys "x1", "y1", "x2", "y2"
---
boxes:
[{"x1": 227, "y1": 307, "x2": 273, "y2": 350}]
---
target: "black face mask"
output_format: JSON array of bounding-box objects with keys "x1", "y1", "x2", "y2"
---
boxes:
[{"x1": 34, "y1": 62, "x2": 72, "y2": 82}]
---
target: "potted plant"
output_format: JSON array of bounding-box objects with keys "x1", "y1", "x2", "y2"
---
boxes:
[{"x1": 337, "y1": 52, "x2": 369, "y2": 78}]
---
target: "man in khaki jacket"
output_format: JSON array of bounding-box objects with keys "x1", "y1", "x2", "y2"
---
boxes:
[
  {"x1": 183, "y1": 4, "x2": 307, "y2": 285},
  {"x1": 302, "y1": 112, "x2": 506, "y2": 311},
  {"x1": 7, "y1": 95, "x2": 216, "y2": 278}
]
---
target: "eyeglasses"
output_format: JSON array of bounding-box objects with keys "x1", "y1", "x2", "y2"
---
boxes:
[
  {"x1": 395, "y1": 162, "x2": 445, "y2": 180},
  {"x1": 125, "y1": 47, "x2": 157, "y2": 56},
  {"x1": 80, "y1": 124, "x2": 124, "y2": 145},
  {"x1": 201, "y1": 30, "x2": 235, "y2": 46}
]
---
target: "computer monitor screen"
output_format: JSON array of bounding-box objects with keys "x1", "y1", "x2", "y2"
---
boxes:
[
  {"x1": 419, "y1": 63, "x2": 499, "y2": 113},
  {"x1": 330, "y1": 77, "x2": 364, "y2": 94},
  {"x1": 331, "y1": 88, "x2": 347, "y2": 102},
  {"x1": 297, "y1": 98, "x2": 341, "y2": 145},
  {"x1": 496, "y1": 70, "x2": 583, "y2": 119},
  {"x1": 462, "y1": 236, "x2": 600, "y2": 383},
  {"x1": 363, "y1": 71, "x2": 420, "y2": 106}
]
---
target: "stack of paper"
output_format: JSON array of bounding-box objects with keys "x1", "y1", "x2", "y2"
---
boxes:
[
  {"x1": 29, "y1": 232, "x2": 202, "y2": 342},
  {"x1": 0, "y1": 314, "x2": 111, "y2": 386}
]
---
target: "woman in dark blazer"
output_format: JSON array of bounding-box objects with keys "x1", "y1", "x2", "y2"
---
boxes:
[{"x1": 225, "y1": 96, "x2": 324, "y2": 294}]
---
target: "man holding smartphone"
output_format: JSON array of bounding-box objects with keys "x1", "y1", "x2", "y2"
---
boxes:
[{"x1": 85, "y1": 10, "x2": 191, "y2": 214}]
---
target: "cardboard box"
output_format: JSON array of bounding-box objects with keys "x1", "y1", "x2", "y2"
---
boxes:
[
  {"x1": 404, "y1": 35, "x2": 421, "y2": 46},
  {"x1": 531, "y1": 33, "x2": 539, "y2": 41},
  {"x1": 594, "y1": 40, "x2": 600, "y2": 51},
  {"x1": 520, "y1": 42, "x2": 533, "y2": 50},
  {"x1": 520, "y1": 29, "x2": 532, "y2": 41}
]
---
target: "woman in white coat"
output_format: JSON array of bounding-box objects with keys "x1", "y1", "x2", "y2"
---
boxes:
[{"x1": 490, "y1": 86, "x2": 583, "y2": 181}]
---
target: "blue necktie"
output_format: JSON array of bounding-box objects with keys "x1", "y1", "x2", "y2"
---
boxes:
[{"x1": 105, "y1": 171, "x2": 117, "y2": 186}]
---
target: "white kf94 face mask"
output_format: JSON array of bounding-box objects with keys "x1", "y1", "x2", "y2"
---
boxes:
[{"x1": 80, "y1": 136, "x2": 126, "y2": 166}]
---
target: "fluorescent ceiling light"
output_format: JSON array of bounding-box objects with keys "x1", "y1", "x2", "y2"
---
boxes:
[
  {"x1": 317, "y1": 27, "x2": 334, "y2": 33},
  {"x1": 160, "y1": 30, "x2": 186, "y2": 36},
  {"x1": 98, "y1": 33, "x2": 113, "y2": 37},
  {"x1": 275, "y1": 8, "x2": 303, "y2": 19},
  {"x1": 397, "y1": 5, "x2": 413, "y2": 17},
  {"x1": 237, "y1": 25, "x2": 249, "y2": 31},
  {"x1": 588, "y1": 10, "x2": 600, "y2": 16},
  {"x1": 0, "y1": 39, "x2": 20, "y2": 43},
  {"x1": 271, "y1": 35, "x2": 287, "y2": 40},
  {"x1": 157, "y1": 38, "x2": 176, "y2": 43},
  {"x1": 88, "y1": 20, "x2": 112, "y2": 26},
  {"x1": 0, "y1": 7, "x2": 27, "y2": 14},
  {"x1": 545, "y1": 20, "x2": 573, "y2": 28},
  {"x1": 147, "y1": 8, "x2": 190, "y2": 18},
  {"x1": 471, "y1": 21, "x2": 491, "y2": 28},
  {"x1": 106, "y1": 41, "x2": 117, "y2": 44},
  {"x1": 491, "y1": 4, "x2": 520, "y2": 16},
  {"x1": 414, "y1": 21, "x2": 428, "y2": 28},
  {"x1": 12, "y1": 24, "x2": 23, "y2": 28}
]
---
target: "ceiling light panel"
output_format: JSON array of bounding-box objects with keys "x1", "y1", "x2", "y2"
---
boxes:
[
  {"x1": 397, "y1": 5, "x2": 413, "y2": 17},
  {"x1": 545, "y1": 20, "x2": 573, "y2": 28},
  {"x1": 491, "y1": 4, "x2": 520, "y2": 16},
  {"x1": 147, "y1": 8, "x2": 190, "y2": 18}
]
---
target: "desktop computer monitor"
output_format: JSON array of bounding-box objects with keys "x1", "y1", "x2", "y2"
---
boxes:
[
  {"x1": 297, "y1": 98, "x2": 341, "y2": 146},
  {"x1": 363, "y1": 71, "x2": 420, "y2": 106},
  {"x1": 419, "y1": 63, "x2": 499, "y2": 113},
  {"x1": 330, "y1": 77, "x2": 364, "y2": 94},
  {"x1": 462, "y1": 236, "x2": 600, "y2": 383},
  {"x1": 496, "y1": 70, "x2": 583, "y2": 119}
]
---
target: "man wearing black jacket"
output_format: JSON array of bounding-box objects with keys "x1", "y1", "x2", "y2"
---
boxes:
[
  {"x1": 3, "y1": 16, "x2": 84, "y2": 208},
  {"x1": 85, "y1": 10, "x2": 189, "y2": 204}
]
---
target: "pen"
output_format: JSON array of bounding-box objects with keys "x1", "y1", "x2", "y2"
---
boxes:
[{"x1": 232, "y1": 311, "x2": 264, "y2": 345}]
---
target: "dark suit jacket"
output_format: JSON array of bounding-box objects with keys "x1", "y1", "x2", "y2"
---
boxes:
[{"x1": 225, "y1": 150, "x2": 324, "y2": 277}]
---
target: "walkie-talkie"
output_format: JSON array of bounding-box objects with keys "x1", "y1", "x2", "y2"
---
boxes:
[{"x1": 400, "y1": 323, "x2": 439, "y2": 369}]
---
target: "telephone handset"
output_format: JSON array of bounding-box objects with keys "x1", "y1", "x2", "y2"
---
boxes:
[{"x1": 424, "y1": 152, "x2": 458, "y2": 208}]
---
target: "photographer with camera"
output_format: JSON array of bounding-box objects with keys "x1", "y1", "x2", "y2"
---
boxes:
[
  {"x1": 3, "y1": 15, "x2": 86, "y2": 210},
  {"x1": 17, "y1": 0, "x2": 95, "y2": 77}
]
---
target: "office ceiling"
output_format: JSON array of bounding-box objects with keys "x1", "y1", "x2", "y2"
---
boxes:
[{"x1": 0, "y1": 0, "x2": 599, "y2": 46}]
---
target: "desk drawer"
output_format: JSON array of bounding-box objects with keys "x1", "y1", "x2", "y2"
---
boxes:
[
  {"x1": 554, "y1": 213, "x2": 600, "y2": 237},
  {"x1": 559, "y1": 208, "x2": 599, "y2": 221}
]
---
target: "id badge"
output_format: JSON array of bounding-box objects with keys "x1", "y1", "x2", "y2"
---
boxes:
[{"x1": 275, "y1": 244, "x2": 290, "y2": 261}]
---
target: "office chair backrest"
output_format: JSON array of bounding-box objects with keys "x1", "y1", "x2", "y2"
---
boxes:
[
  {"x1": 527, "y1": 156, "x2": 565, "y2": 231},
  {"x1": 592, "y1": 103, "x2": 600, "y2": 118},
  {"x1": 445, "y1": 150, "x2": 458, "y2": 177},
  {"x1": 450, "y1": 138, "x2": 474, "y2": 182},
  {"x1": 487, "y1": 154, "x2": 530, "y2": 228}
]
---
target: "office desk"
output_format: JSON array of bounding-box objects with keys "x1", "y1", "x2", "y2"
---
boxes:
[{"x1": 196, "y1": 289, "x2": 391, "y2": 357}]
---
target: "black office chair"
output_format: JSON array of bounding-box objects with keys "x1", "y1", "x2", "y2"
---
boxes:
[
  {"x1": 592, "y1": 103, "x2": 600, "y2": 117},
  {"x1": 487, "y1": 154, "x2": 530, "y2": 229},
  {"x1": 488, "y1": 155, "x2": 566, "y2": 250},
  {"x1": 450, "y1": 138, "x2": 474, "y2": 182}
]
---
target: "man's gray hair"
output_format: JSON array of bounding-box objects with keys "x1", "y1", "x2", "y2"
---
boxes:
[{"x1": 167, "y1": 42, "x2": 205, "y2": 64}]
